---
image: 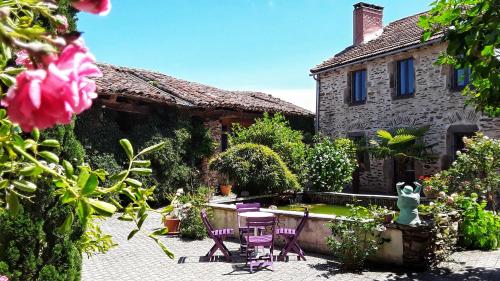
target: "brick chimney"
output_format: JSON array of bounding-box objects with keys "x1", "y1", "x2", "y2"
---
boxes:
[{"x1": 353, "y1": 2, "x2": 384, "y2": 45}]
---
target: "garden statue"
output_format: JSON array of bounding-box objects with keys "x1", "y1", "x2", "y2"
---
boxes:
[{"x1": 395, "y1": 182, "x2": 422, "y2": 226}]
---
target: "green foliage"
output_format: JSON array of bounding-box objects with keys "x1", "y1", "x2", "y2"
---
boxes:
[
  {"x1": 75, "y1": 107, "x2": 215, "y2": 204},
  {"x1": 454, "y1": 194, "x2": 500, "y2": 250},
  {"x1": 230, "y1": 113, "x2": 308, "y2": 185},
  {"x1": 41, "y1": 120, "x2": 85, "y2": 166},
  {"x1": 178, "y1": 188, "x2": 212, "y2": 240},
  {"x1": 308, "y1": 137, "x2": 357, "y2": 192},
  {"x1": 368, "y1": 126, "x2": 434, "y2": 161},
  {"x1": 428, "y1": 133, "x2": 499, "y2": 211},
  {"x1": 209, "y1": 143, "x2": 300, "y2": 195},
  {"x1": 326, "y1": 205, "x2": 387, "y2": 271},
  {"x1": 419, "y1": 0, "x2": 500, "y2": 117},
  {"x1": 0, "y1": 181, "x2": 83, "y2": 281},
  {"x1": 56, "y1": 0, "x2": 78, "y2": 32}
]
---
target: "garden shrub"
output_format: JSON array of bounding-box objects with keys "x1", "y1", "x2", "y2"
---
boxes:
[
  {"x1": 454, "y1": 194, "x2": 500, "y2": 250},
  {"x1": 75, "y1": 106, "x2": 215, "y2": 204},
  {"x1": 308, "y1": 137, "x2": 357, "y2": 192},
  {"x1": 0, "y1": 181, "x2": 83, "y2": 281},
  {"x1": 208, "y1": 143, "x2": 300, "y2": 195},
  {"x1": 230, "y1": 113, "x2": 308, "y2": 185},
  {"x1": 326, "y1": 205, "x2": 387, "y2": 271}
]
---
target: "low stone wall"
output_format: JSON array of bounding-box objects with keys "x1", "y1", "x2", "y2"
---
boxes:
[
  {"x1": 207, "y1": 203, "x2": 459, "y2": 269},
  {"x1": 303, "y1": 191, "x2": 430, "y2": 210}
]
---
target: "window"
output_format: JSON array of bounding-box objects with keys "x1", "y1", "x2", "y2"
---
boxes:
[
  {"x1": 351, "y1": 69, "x2": 367, "y2": 104},
  {"x1": 451, "y1": 132, "x2": 475, "y2": 161},
  {"x1": 452, "y1": 67, "x2": 471, "y2": 90},
  {"x1": 221, "y1": 125, "x2": 228, "y2": 151},
  {"x1": 396, "y1": 58, "x2": 415, "y2": 96}
]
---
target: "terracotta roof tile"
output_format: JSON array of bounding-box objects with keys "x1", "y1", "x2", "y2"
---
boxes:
[
  {"x1": 311, "y1": 12, "x2": 444, "y2": 73},
  {"x1": 96, "y1": 63, "x2": 313, "y2": 117}
]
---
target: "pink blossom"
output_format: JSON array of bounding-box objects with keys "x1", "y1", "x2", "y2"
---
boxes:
[
  {"x1": 15, "y1": 50, "x2": 33, "y2": 68},
  {"x1": 54, "y1": 15, "x2": 69, "y2": 32},
  {"x1": 2, "y1": 40, "x2": 101, "y2": 132},
  {"x1": 0, "y1": 276, "x2": 8, "y2": 281},
  {"x1": 71, "y1": 0, "x2": 111, "y2": 16}
]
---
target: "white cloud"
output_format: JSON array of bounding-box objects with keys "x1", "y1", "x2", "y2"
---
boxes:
[{"x1": 258, "y1": 88, "x2": 316, "y2": 113}]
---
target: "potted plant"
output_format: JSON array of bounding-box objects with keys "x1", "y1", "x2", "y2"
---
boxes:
[
  {"x1": 219, "y1": 175, "x2": 233, "y2": 196},
  {"x1": 161, "y1": 189, "x2": 185, "y2": 234}
]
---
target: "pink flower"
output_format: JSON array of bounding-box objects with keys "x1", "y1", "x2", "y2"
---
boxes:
[
  {"x1": 71, "y1": 0, "x2": 111, "y2": 16},
  {"x1": 15, "y1": 50, "x2": 33, "y2": 68},
  {"x1": 0, "y1": 276, "x2": 8, "y2": 281},
  {"x1": 54, "y1": 15, "x2": 69, "y2": 32},
  {"x1": 2, "y1": 40, "x2": 101, "y2": 132}
]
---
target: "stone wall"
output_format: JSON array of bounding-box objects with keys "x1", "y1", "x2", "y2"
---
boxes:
[
  {"x1": 201, "y1": 119, "x2": 222, "y2": 187},
  {"x1": 317, "y1": 43, "x2": 500, "y2": 194}
]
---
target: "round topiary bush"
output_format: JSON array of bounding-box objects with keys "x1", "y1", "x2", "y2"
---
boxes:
[{"x1": 208, "y1": 143, "x2": 300, "y2": 195}]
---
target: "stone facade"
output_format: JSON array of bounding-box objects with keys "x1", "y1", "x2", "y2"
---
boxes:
[{"x1": 316, "y1": 43, "x2": 500, "y2": 194}]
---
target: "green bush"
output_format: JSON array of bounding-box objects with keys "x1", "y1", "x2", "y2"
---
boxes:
[
  {"x1": 455, "y1": 194, "x2": 500, "y2": 250},
  {"x1": 230, "y1": 113, "x2": 308, "y2": 185},
  {"x1": 209, "y1": 143, "x2": 300, "y2": 195},
  {"x1": 326, "y1": 205, "x2": 387, "y2": 271},
  {"x1": 308, "y1": 137, "x2": 357, "y2": 192},
  {"x1": 0, "y1": 181, "x2": 83, "y2": 281},
  {"x1": 74, "y1": 106, "x2": 215, "y2": 204}
]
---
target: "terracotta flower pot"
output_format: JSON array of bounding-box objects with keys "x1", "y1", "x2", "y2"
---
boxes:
[
  {"x1": 163, "y1": 216, "x2": 180, "y2": 234},
  {"x1": 220, "y1": 184, "x2": 232, "y2": 196}
]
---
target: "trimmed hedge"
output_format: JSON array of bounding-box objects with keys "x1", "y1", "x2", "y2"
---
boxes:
[{"x1": 209, "y1": 143, "x2": 300, "y2": 195}]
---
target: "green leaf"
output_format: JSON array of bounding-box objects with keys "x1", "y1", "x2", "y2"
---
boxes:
[
  {"x1": 125, "y1": 178, "x2": 142, "y2": 187},
  {"x1": 77, "y1": 169, "x2": 90, "y2": 189},
  {"x1": 39, "y1": 151, "x2": 59, "y2": 163},
  {"x1": 56, "y1": 213, "x2": 74, "y2": 234},
  {"x1": 377, "y1": 130, "x2": 393, "y2": 140},
  {"x1": 137, "y1": 213, "x2": 148, "y2": 229},
  {"x1": 19, "y1": 164, "x2": 37, "y2": 176},
  {"x1": 0, "y1": 73, "x2": 16, "y2": 87},
  {"x1": 12, "y1": 180, "x2": 37, "y2": 193},
  {"x1": 62, "y1": 160, "x2": 74, "y2": 176},
  {"x1": 127, "y1": 229, "x2": 139, "y2": 240},
  {"x1": 388, "y1": 134, "x2": 416, "y2": 145},
  {"x1": 132, "y1": 160, "x2": 151, "y2": 167},
  {"x1": 7, "y1": 191, "x2": 20, "y2": 217},
  {"x1": 119, "y1": 139, "x2": 134, "y2": 159},
  {"x1": 138, "y1": 142, "x2": 165, "y2": 155},
  {"x1": 151, "y1": 228, "x2": 169, "y2": 236},
  {"x1": 31, "y1": 128, "x2": 40, "y2": 142},
  {"x1": 130, "y1": 168, "x2": 152, "y2": 176},
  {"x1": 81, "y1": 174, "x2": 98, "y2": 195},
  {"x1": 77, "y1": 200, "x2": 91, "y2": 223},
  {"x1": 481, "y1": 45, "x2": 494, "y2": 56},
  {"x1": 40, "y1": 139, "x2": 60, "y2": 148},
  {"x1": 88, "y1": 199, "x2": 117, "y2": 216},
  {"x1": 156, "y1": 240, "x2": 174, "y2": 259}
]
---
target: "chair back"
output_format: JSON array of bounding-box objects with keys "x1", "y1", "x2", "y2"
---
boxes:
[
  {"x1": 245, "y1": 216, "x2": 277, "y2": 243},
  {"x1": 295, "y1": 208, "x2": 309, "y2": 236},
  {"x1": 236, "y1": 203, "x2": 261, "y2": 228},
  {"x1": 200, "y1": 209, "x2": 214, "y2": 237}
]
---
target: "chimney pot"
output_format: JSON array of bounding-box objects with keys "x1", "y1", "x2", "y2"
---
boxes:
[{"x1": 353, "y1": 2, "x2": 384, "y2": 45}]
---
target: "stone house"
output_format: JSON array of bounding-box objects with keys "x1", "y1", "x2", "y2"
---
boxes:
[
  {"x1": 94, "y1": 63, "x2": 314, "y2": 186},
  {"x1": 310, "y1": 2, "x2": 499, "y2": 194}
]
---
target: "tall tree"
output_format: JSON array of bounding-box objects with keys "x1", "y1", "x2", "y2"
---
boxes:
[{"x1": 419, "y1": 0, "x2": 500, "y2": 117}]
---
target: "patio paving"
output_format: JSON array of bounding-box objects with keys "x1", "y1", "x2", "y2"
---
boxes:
[{"x1": 82, "y1": 211, "x2": 500, "y2": 281}]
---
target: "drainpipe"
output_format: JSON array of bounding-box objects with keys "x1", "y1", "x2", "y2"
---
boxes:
[{"x1": 313, "y1": 74, "x2": 321, "y2": 133}]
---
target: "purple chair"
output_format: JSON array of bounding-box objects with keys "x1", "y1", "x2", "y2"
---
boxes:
[
  {"x1": 245, "y1": 216, "x2": 277, "y2": 273},
  {"x1": 201, "y1": 209, "x2": 234, "y2": 261},
  {"x1": 276, "y1": 208, "x2": 309, "y2": 261},
  {"x1": 236, "y1": 203, "x2": 261, "y2": 251}
]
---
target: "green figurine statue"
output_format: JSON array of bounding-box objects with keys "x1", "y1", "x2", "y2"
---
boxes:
[{"x1": 395, "y1": 182, "x2": 422, "y2": 226}]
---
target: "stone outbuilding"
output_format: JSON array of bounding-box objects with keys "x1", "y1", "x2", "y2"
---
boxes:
[
  {"x1": 310, "y1": 2, "x2": 499, "y2": 194},
  {"x1": 93, "y1": 63, "x2": 314, "y2": 187}
]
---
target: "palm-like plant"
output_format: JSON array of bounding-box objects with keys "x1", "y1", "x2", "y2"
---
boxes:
[{"x1": 368, "y1": 126, "x2": 435, "y2": 161}]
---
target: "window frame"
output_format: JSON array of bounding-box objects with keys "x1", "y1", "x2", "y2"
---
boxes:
[
  {"x1": 350, "y1": 69, "x2": 367, "y2": 105},
  {"x1": 452, "y1": 67, "x2": 471, "y2": 91},
  {"x1": 396, "y1": 58, "x2": 415, "y2": 97}
]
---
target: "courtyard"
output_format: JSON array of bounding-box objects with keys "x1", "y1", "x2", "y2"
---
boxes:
[{"x1": 82, "y1": 211, "x2": 500, "y2": 281}]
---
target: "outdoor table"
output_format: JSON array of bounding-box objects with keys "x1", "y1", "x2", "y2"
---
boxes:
[{"x1": 237, "y1": 211, "x2": 275, "y2": 258}]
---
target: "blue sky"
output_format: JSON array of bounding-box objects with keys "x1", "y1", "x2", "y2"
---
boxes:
[{"x1": 79, "y1": 0, "x2": 433, "y2": 112}]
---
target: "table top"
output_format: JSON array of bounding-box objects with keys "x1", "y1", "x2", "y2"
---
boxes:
[{"x1": 238, "y1": 211, "x2": 275, "y2": 218}]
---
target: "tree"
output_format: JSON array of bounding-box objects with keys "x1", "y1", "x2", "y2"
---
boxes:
[{"x1": 419, "y1": 0, "x2": 500, "y2": 117}]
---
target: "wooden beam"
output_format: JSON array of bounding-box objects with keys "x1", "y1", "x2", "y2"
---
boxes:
[{"x1": 100, "y1": 100, "x2": 150, "y2": 114}]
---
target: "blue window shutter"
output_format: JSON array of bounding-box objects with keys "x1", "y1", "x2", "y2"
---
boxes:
[
  {"x1": 408, "y1": 59, "x2": 414, "y2": 94},
  {"x1": 399, "y1": 60, "x2": 407, "y2": 95},
  {"x1": 361, "y1": 70, "x2": 367, "y2": 101}
]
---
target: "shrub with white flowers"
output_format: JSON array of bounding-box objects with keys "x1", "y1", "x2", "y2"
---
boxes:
[{"x1": 308, "y1": 137, "x2": 357, "y2": 192}]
